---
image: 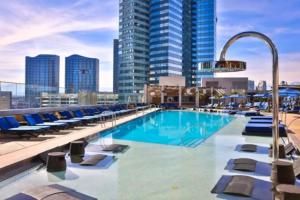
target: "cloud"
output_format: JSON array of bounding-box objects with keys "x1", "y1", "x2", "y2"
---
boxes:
[{"x1": 0, "y1": 0, "x2": 118, "y2": 91}]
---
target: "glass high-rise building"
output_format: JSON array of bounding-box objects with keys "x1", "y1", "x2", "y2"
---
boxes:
[
  {"x1": 192, "y1": 0, "x2": 216, "y2": 86},
  {"x1": 113, "y1": 39, "x2": 119, "y2": 93},
  {"x1": 65, "y1": 54, "x2": 99, "y2": 94},
  {"x1": 118, "y1": 0, "x2": 216, "y2": 101},
  {"x1": 118, "y1": 0, "x2": 150, "y2": 103},
  {"x1": 149, "y1": 0, "x2": 183, "y2": 84},
  {"x1": 25, "y1": 54, "x2": 59, "y2": 107}
]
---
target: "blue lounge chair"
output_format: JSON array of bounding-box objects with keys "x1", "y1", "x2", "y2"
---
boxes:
[
  {"x1": 72, "y1": 110, "x2": 100, "y2": 121},
  {"x1": 42, "y1": 113, "x2": 81, "y2": 126},
  {"x1": 23, "y1": 114, "x2": 67, "y2": 129},
  {"x1": 243, "y1": 123, "x2": 286, "y2": 137},
  {"x1": 59, "y1": 111, "x2": 91, "y2": 124},
  {"x1": 248, "y1": 119, "x2": 273, "y2": 124},
  {"x1": 251, "y1": 116, "x2": 272, "y2": 120},
  {"x1": 0, "y1": 117, "x2": 47, "y2": 137}
]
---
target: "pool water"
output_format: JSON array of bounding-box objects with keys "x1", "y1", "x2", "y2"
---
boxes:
[{"x1": 101, "y1": 111, "x2": 234, "y2": 147}]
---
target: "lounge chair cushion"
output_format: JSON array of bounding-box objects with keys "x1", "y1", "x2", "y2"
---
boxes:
[
  {"x1": 248, "y1": 120, "x2": 273, "y2": 124},
  {"x1": 243, "y1": 123, "x2": 286, "y2": 137},
  {"x1": 80, "y1": 154, "x2": 107, "y2": 166},
  {"x1": 223, "y1": 176, "x2": 254, "y2": 197},
  {"x1": 211, "y1": 175, "x2": 272, "y2": 200},
  {"x1": 241, "y1": 144, "x2": 257, "y2": 152},
  {"x1": 226, "y1": 158, "x2": 271, "y2": 176},
  {"x1": 6, "y1": 184, "x2": 97, "y2": 200},
  {"x1": 102, "y1": 144, "x2": 129, "y2": 153},
  {"x1": 233, "y1": 158, "x2": 256, "y2": 165},
  {"x1": 233, "y1": 163, "x2": 256, "y2": 172}
]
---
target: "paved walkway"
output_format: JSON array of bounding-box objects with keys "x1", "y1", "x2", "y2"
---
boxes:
[
  {"x1": 0, "y1": 108, "x2": 159, "y2": 170},
  {"x1": 284, "y1": 112, "x2": 300, "y2": 149}
]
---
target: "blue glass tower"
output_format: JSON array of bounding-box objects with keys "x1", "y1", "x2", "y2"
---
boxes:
[
  {"x1": 113, "y1": 39, "x2": 119, "y2": 93},
  {"x1": 25, "y1": 54, "x2": 59, "y2": 107},
  {"x1": 65, "y1": 54, "x2": 99, "y2": 93},
  {"x1": 192, "y1": 0, "x2": 216, "y2": 86},
  {"x1": 149, "y1": 0, "x2": 183, "y2": 84}
]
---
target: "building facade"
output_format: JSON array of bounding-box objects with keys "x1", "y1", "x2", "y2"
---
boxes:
[
  {"x1": 248, "y1": 80, "x2": 255, "y2": 92},
  {"x1": 113, "y1": 39, "x2": 119, "y2": 93},
  {"x1": 65, "y1": 54, "x2": 99, "y2": 94},
  {"x1": 149, "y1": 0, "x2": 183, "y2": 84},
  {"x1": 257, "y1": 80, "x2": 267, "y2": 92},
  {"x1": 40, "y1": 92, "x2": 118, "y2": 107},
  {"x1": 193, "y1": 0, "x2": 216, "y2": 86},
  {"x1": 118, "y1": 0, "x2": 150, "y2": 103},
  {"x1": 118, "y1": 0, "x2": 216, "y2": 102},
  {"x1": 25, "y1": 54, "x2": 59, "y2": 107}
]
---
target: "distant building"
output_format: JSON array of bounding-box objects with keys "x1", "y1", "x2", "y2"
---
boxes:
[
  {"x1": 257, "y1": 80, "x2": 267, "y2": 92},
  {"x1": 25, "y1": 54, "x2": 59, "y2": 107},
  {"x1": 0, "y1": 91, "x2": 12, "y2": 110},
  {"x1": 113, "y1": 39, "x2": 119, "y2": 93},
  {"x1": 201, "y1": 77, "x2": 249, "y2": 94},
  {"x1": 65, "y1": 55, "x2": 99, "y2": 94},
  {"x1": 40, "y1": 92, "x2": 118, "y2": 107},
  {"x1": 248, "y1": 80, "x2": 255, "y2": 92}
]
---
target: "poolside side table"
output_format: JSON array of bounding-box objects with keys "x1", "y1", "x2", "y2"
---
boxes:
[
  {"x1": 272, "y1": 160, "x2": 295, "y2": 187},
  {"x1": 46, "y1": 152, "x2": 66, "y2": 172},
  {"x1": 69, "y1": 140, "x2": 85, "y2": 156},
  {"x1": 276, "y1": 184, "x2": 300, "y2": 200}
]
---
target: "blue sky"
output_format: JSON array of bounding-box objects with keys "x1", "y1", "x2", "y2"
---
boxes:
[{"x1": 0, "y1": 0, "x2": 299, "y2": 91}]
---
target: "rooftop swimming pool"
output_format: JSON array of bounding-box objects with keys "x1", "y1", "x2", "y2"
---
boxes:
[{"x1": 101, "y1": 111, "x2": 234, "y2": 147}]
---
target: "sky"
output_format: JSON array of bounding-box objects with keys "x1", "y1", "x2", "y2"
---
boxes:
[{"x1": 0, "y1": 0, "x2": 299, "y2": 91}]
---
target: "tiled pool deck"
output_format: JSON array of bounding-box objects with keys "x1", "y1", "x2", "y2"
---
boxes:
[
  {"x1": 0, "y1": 108, "x2": 159, "y2": 170},
  {"x1": 0, "y1": 113, "x2": 273, "y2": 200}
]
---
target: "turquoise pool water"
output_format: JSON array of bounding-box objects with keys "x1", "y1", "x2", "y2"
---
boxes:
[{"x1": 101, "y1": 111, "x2": 234, "y2": 147}]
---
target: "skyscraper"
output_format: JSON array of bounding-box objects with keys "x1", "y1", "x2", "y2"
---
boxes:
[
  {"x1": 149, "y1": 0, "x2": 183, "y2": 84},
  {"x1": 118, "y1": 0, "x2": 150, "y2": 102},
  {"x1": 113, "y1": 39, "x2": 119, "y2": 93},
  {"x1": 193, "y1": 0, "x2": 216, "y2": 86},
  {"x1": 25, "y1": 54, "x2": 59, "y2": 107},
  {"x1": 118, "y1": 0, "x2": 216, "y2": 102},
  {"x1": 65, "y1": 54, "x2": 99, "y2": 94}
]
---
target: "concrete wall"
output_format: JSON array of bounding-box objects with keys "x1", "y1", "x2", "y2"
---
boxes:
[{"x1": 159, "y1": 76, "x2": 186, "y2": 87}]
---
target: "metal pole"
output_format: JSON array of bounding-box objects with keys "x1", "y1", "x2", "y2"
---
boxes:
[{"x1": 220, "y1": 31, "x2": 279, "y2": 160}]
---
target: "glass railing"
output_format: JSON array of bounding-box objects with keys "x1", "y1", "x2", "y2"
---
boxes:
[{"x1": 0, "y1": 81, "x2": 118, "y2": 110}]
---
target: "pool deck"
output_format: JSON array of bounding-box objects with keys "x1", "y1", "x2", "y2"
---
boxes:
[
  {"x1": 284, "y1": 113, "x2": 300, "y2": 149},
  {"x1": 0, "y1": 108, "x2": 160, "y2": 171},
  {"x1": 0, "y1": 112, "x2": 273, "y2": 200}
]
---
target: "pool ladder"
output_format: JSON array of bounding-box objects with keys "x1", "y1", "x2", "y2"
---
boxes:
[{"x1": 100, "y1": 111, "x2": 117, "y2": 127}]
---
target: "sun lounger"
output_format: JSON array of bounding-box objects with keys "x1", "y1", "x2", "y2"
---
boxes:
[
  {"x1": 72, "y1": 110, "x2": 100, "y2": 121},
  {"x1": 6, "y1": 184, "x2": 97, "y2": 200},
  {"x1": 248, "y1": 119, "x2": 273, "y2": 124},
  {"x1": 23, "y1": 114, "x2": 67, "y2": 129},
  {"x1": 59, "y1": 111, "x2": 91, "y2": 124},
  {"x1": 101, "y1": 144, "x2": 129, "y2": 153},
  {"x1": 225, "y1": 158, "x2": 271, "y2": 176},
  {"x1": 42, "y1": 113, "x2": 81, "y2": 126},
  {"x1": 236, "y1": 111, "x2": 259, "y2": 116},
  {"x1": 0, "y1": 117, "x2": 46, "y2": 138},
  {"x1": 80, "y1": 154, "x2": 107, "y2": 166},
  {"x1": 211, "y1": 175, "x2": 272, "y2": 199},
  {"x1": 251, "y1": 116, "x2": 273, "y2": 120},
  {"x1": 242, "y1": 123, "x2": 286, "y2": 137},
  {"x1": 236, "y1": 144, "x2": 269, "y2": 154}
]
